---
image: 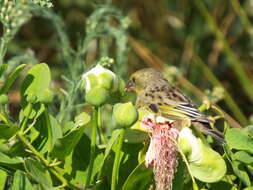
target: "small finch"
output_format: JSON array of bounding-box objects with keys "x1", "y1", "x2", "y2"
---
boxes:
[{"x1": 125, "y1": 68, "x2": 224, "y2": 141}]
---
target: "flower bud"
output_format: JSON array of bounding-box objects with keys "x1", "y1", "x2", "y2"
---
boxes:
[
  {"x1": 113, "y1": 102, "x2": 138, "y2": 128},
  {"x1": 85, "y1": 86, "x2": 110, "y2": 107},
  {"x1": 82, "y1": 64, "x2": 116, "y2": 93},
  {"x1": 0, "y1": 94, "x2": 8, "y2": 105}
]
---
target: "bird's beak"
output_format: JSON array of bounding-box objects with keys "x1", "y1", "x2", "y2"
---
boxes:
[{"x1": 124, "y1": 80, "x2": 135, "y2": 92}]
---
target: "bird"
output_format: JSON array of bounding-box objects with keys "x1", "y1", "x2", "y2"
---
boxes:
[{"x1": 125, "y1": 68, "x2": 224, "y2": 142}]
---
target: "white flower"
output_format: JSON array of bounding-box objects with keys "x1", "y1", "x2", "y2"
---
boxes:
[{"x1": 82, "y1": 64, "x2": 116, "y2": 93}]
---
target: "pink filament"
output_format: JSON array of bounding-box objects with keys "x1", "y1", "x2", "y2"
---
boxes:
[{"x1": 142, "y1": 117, "x2": 179, "y2": 190}]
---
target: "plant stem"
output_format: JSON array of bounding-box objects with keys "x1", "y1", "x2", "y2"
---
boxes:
[
  {"x1": 193, "y1": 0, "x2": 253, "y2": 104},
  {"x1": 177, "y1": 142, "x2": 199, "y2": 190},
  {"x1": 97, "y1": 107, "x2": 107, "y2": 144},
  {"x1": 84, "y1": 107, "x2": 98, "y2": 189},
  {"x1": 17, "y1": 131, "x2": 82, "y2": 190},
  {"x1": 44, "y1": 107, "x2": 53, "y2": 152},
  {"x1": 111, "y1": 128, "x2": 125, "y2": 190},
  {"x1": 17, "y1": 132, "x2": 49, "y2": 166},
  {"x1": 230, "y1": 0, "x2": 253, "y2": 37},
  {"x1": 20, "y1": 103, "x2": 33, "y2": 132}
]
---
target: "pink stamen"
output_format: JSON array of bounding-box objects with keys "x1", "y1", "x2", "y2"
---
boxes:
[{"x1": 141, "y1": 116, "x2": 179, "y2": 190}]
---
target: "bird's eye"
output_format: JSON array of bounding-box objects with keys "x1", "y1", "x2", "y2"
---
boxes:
[{"x1": 132, "y1": 77, "x2": 136, "y2": 83}]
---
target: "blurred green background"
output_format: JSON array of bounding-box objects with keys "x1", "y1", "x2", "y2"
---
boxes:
[{"x1": 3, "y1": 0, "x2": 253, "y2": 126}]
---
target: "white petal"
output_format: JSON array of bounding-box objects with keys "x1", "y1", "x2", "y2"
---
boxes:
[
  {"x1": 179, "y1": 127, "x2": 202, "y2": 162},
  {"x1": 82, "y1": 64, "x2": 116, "y2": 92}
]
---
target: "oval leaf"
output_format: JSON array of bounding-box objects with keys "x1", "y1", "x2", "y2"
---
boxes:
[
  {"x1": 0, "y1": 124, "x2": 19, "y2": 140},
  {"x1": 189, "y1": 141, "x2": 226, "y2": 183},
  {"x1": 225, "y1": 128, "x2": 253, "y2": 154},
  {"x1": 11, "y1": 170, "x2": 35, "y2": 190},
  {"x1": 21, "y1": 63, "x2": 51, "y2": 102},
  {"x1": 122, "y1": 161, "x2": 153, "y2": 190},
  {"x1": 0, "y1": 64, "x2": 26, "y2": 94},
  {"x1": 24, "y1": 158, "x2": 53, "y2": 190}
]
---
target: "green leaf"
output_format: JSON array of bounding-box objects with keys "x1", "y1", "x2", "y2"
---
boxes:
[
  {"x1": 0, "y1": 151, "x2": 22, "y2": 164},
  {"x1": 105, "y1": 129, "x2": 121, "y2": 158},
  {"x1": 91, "y1": 153, "x2": 104, "y2": 181},
  {"x1": 0, "y1": 64, "x2": 26, "y2": 94},
  {"x1": 0, "y1": 169, "x2": 7, "y2": 189},
  {"x1": 243, "y1": 187, "x2": 253, "y2": 190},
  {"x1": 20, "y1": 63, "x2": 51, "y2": 118},
  {"x1": 74, "y1": 112, "x2": 91, "y2": 128},
  {"x1": 50, "y1": 125, "x2": 85, "y2": 159},
  {"x1": 124, "y1": 129, "x2": 149, "y2": 143},
  {"x1": 24, "y1": 158, "x2": 53, "y2": 190},
  {"x1": 0, "y1": 113, "x2": 8, "y2": 123},
  {"x1": 63, "y1": 134, "x2": 95, "y2": 185},
  {"x1": 225, "y1": 128, "x2": 253, "y2": 154},
  {"x1": 0, "y1": 124, "x2": 19, "y2": 140},
  {"x1": 209, "y1": 181, "x2": 234, "y2": 190},
  {"x1": 20, "y1": 102, "x2": 45, "y2": 120},
  {"x1": 122, "y1": 161, "x2": 153, "y2": 190},
  {"x1": 188, "y1": 140, "x2": 227, "y2": 183},
  {"x1": 231, "y1": 161, "x2": 251, "y2": 187},
  {"x1": 48, "y1": 114, "x2": 63, "y2": 151},
  {"x1": 11, "y1": 170, "x2": 35, "y2": 190},
  {"x1": 97, "y1": 129, "x2": 121, "y2": 174},
  {"x1": 225, "y1": 146, "x2": 251, "y2": 187},
  {"x1": 21, "y1": 63, "x2": 51, "y2": 102},
  {"x1": 233, "y1": 151, "x2": 253, "y2": 165},
  {"x1": 32, "y1": 112, "x2": 62, "y2": 154}
]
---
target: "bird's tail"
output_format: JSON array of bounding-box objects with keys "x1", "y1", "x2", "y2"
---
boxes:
[{"x1": 193, "y1": 121, "x2": 225, "y2": 143}]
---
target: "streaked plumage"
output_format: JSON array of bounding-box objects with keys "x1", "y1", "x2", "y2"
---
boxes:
[{"x1": 125, "y1": 68, "x2": 224, "y2": 141}]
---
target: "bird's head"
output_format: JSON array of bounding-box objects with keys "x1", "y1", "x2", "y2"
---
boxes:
[{"x1": 125, "y1": 68, "x2": 162, "y2": 94}]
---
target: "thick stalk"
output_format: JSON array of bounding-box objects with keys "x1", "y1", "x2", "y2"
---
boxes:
[
  {"x1": 84, "y1": 107, "x2": 98, "y2": 189},
  {"x1": 111, "y1": 128, "x2": 125, "y2": 190}
]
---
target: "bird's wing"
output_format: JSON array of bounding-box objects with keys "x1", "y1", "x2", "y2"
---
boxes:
[{"x1": 146, "y1": 85, "x2": 210, "y2": 123}]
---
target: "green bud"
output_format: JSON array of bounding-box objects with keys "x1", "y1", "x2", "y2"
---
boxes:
[
  {"x1": 82, "y1": 64, "x2": 116, "y2": 93},
  {"x1": 113, "y1": 102, "x2": 138, "y2": 128},
  {"x1": 86, "y1": 74, "x2": 98, "y2": 90},
  {"x1": 26, "y1": 92, "x2": 37, "y2": 103},
  {"x1": 98, "y1": 72, "x2": 114, "y2": 90},
  {"x1": 85, "y1": 86, "x2": 110, "y2": 107},
  {"x1": 40, "y1": 89, "x2": 53, "y2": 104},
  {"x1": 0, "y1": 94, "x2": 8, "y2": 105}
]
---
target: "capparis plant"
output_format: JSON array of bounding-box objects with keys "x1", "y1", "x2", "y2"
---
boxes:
[{"x1": 0, "y1": 1, "x2": 253, "y2": 190}]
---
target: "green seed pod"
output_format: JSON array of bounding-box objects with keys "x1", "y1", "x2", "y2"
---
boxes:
[
  {"x1": 113, "y1": 102, "x2": 138, "y2": 128},
  {"x1": 85, "y1": 86, "x2": 110, "y2": 107},
  {"x1": 0, "y1": 94, "x2": 8, "y2": 105}
]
